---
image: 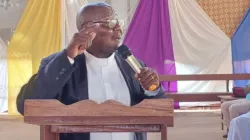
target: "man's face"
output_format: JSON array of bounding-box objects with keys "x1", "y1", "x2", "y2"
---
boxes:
[{"x1": 81, "y1": 6, "x2": 123, "y2": 54}]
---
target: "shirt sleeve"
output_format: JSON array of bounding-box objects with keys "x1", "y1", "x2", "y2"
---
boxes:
[{"x1": 144, "y1": 87, "x2": 161, "y2": 97}]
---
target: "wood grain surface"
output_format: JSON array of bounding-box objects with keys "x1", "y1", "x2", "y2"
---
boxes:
[{"x1": 24, "y1": 99, "x2": 174, "y2": 126}]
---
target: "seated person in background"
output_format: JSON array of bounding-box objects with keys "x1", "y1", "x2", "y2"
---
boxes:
[
  {"x1": 16, "y1": 2, "x2": 166, "y2": 140},
  {"x1": 221, "y1": 84, "x2": 250, "y2": 138},
  {"x1": 227, "y1": 110, "x2": 250, "y2": 140}
]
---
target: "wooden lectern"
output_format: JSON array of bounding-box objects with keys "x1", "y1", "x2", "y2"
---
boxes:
[{"x1": 24, "y1": 99, "x2": 174, "y2": 140}]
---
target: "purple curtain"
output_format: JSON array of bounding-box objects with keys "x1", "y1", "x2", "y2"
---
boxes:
[{"x1": 123, "y1": 0, "x2": 178, "y2": 108}]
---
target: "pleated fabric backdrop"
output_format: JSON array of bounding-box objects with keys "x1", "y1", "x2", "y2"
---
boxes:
[
  {"x1": 61, "y1": 0, "x2": 88, "y2": 49},
  {"x1": 124, "y1": 0, "x2": 233, "y2": 106},
  {"x1": 232, "y1": 9, "x2": 250, "y2": 87},
  {"x1": 7, "y1": 0, "x2": 62, "y2": 114},
  {"x1": 1, "y1": 0, "x2": 249, "y2": 113},
  {"x1": 168, "y1": 0, "x2": 233, "y2": 106}
]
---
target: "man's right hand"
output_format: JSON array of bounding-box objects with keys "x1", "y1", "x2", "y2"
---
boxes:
[{"x1": 66, "y1": 24, "x2": 98, "y2": 59}]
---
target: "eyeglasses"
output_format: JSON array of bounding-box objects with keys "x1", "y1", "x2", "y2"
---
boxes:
[{"x1": 82, "y1": 19, "x2": 124, "y2": 29}]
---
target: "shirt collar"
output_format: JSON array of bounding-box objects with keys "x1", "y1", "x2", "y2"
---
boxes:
[{"x1": 84, "y1": 50, "x2": 115, "y2": 66}]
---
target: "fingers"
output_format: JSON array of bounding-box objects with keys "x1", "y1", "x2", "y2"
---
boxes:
[
  {"x1": 73, "y1": 35, "x2": 90, "y2": 49},
  {"x1": 135, "y1": 67, "x2": 160, "y2": 90},
  {"x1": 73, "y1": 31, "x2": 96, "y2": 50},
  {"x1": 143, "y1": 74, "x2": 158, "y2": 88},
  {"x1": 141, "y1": 75, "x2": 159, "y2": 90},
  {"x1": 79, "y1": 23, "x2": 99, "y2": 36},
  {"x1": 134, "y1": 73, "x2": 139, "y2": 79},
  {"x1": 66, "y1": 23, "x2": 98, "y2": 59},
  {"x1": 144, "y1": 79, "x2": 159, "y2": 90},
  {"x1": 74, "y1": 24, "x2": 98, "y2": 48},
  {"x1": 138, "y1": 67, "x2": 153, "y2": 82}
]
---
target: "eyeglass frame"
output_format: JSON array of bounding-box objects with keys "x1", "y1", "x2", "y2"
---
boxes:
[{"x1": 81, "y1": 18, "x2": 124, "y2": 29}]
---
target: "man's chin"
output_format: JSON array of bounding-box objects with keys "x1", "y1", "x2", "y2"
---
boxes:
[
  {"x1": 110, "y1": 42, "x2": 120, "y2": 48},
  {"x1": 111, "y1": 45, "x2": 119, "y2": 52}
]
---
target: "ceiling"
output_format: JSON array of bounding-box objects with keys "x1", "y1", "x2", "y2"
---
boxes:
[{"x1": 0, "y1": 0, "x2": 27, "y2": 29}]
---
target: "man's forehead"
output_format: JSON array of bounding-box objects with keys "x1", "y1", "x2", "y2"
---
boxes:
[{"x1": 83, "y1": 6, "x2": 116, "y2": 21}]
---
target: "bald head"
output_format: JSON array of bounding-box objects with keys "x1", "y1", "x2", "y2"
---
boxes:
[
  {"x1": 74, "y1": 2, "x2": 122, "y2": 58},
  {"x1": 76, "y1": 2, "x2": 114, "y2": 31}
]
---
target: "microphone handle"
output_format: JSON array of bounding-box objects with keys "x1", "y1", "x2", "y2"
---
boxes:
[
  {"x1": 125, "y1": 56, "x2": 157, "y2": 91},
  {"x1": 126, "y1": 56, "x2": 142, "y2": 73}
]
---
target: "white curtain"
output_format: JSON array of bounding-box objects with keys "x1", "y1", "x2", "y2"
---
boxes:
[
  {"x1": 0, "y1": 37, "x2": 8, "y2": 113},
  {"x1": 169, "y1": 0, "x2": 233, "y2": 106},
  {"x1": 61, "y1": 0, "x2": 88, "y2": 49}
]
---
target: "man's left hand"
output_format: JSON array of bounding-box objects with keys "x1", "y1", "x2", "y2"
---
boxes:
[{"x1": 135, "y1": 67, "x2": 160, "y2": 91}]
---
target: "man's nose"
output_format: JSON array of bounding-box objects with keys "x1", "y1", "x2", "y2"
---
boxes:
[
  {"x1": 113, "y1": 23, "x2": 121, "y2": 30},
  {"x1": 113, "y1": 23, "x2": 122, "y2": 34}
]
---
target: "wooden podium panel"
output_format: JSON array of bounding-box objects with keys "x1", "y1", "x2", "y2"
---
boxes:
[{"x1": 24, "y1": 99, "x2": 174, "y2": 140}]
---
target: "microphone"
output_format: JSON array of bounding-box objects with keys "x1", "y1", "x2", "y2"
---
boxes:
[{"x1": 117, "y1": 44, "x2": 157, "y2": 91}]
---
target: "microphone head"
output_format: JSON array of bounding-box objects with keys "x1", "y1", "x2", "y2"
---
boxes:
[{"x1": 117, "y1": 44, "x2": 132, "y2": 59}]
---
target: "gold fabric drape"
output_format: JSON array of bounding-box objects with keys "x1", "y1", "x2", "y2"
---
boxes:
[
  {"x1": 7, "y1": 0, "x2": 61, "y2": 114},
  {"x1": 197, "y1": 0, "x2": 250, "y2": 38}
]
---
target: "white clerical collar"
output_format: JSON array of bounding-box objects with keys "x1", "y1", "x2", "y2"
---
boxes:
[{"x1": 84, "y1": 50, "x2": 115, "y2": 66}]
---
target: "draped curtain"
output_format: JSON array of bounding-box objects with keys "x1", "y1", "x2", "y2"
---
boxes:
[
  {"x1": 5, "y1": 0, "x2": 248, "y2": 113},
  {"x1": 0, "y1": 37, "x2": 8, "y2": 113},
  {"x1": 169, "y1": 0, "x2": 233, "y2": 106},
  {"x1": 7, "y1": 0, "x2": 62, "y2": 114},
  {"x1": 123, "y1": 0, "x2": 178, "y2": 107},
  {"x1": 123, "y1": 0, "x2": 177, "y2": 90},
  {"x1": 232, "y1": 8, "x2": 250, "y2": 87},
  {"x1": 61, "y1": 0, "x2": 88, "y2": 49}
]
